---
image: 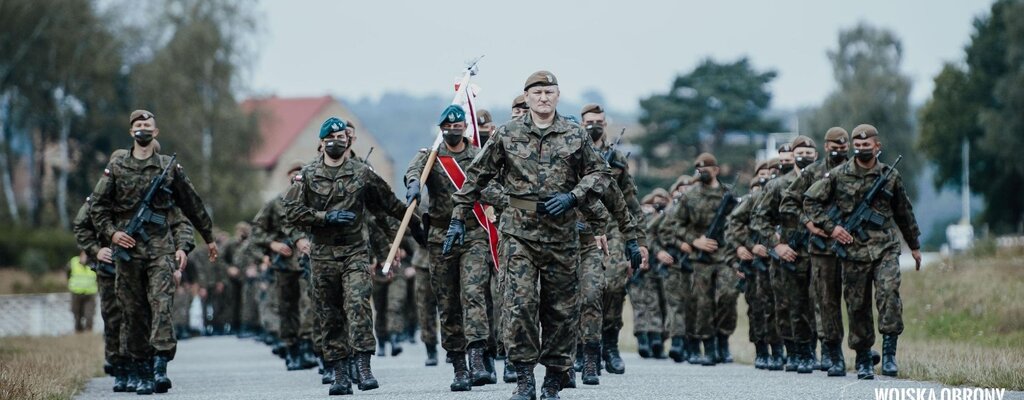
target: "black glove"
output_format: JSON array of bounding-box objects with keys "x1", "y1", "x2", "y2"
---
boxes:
[
  {"x1": 406, "y1": 179, "x2": 421, "y2": 206},
  {"x1": 625, "y1": 239, "x2": 643, "y2": 272},
  {"x1": 542, "y1": 192, "x2": 577, "y2": 216},
  {"x1": 324, "y1": 210, "x2": 356, "y2": 226},
  {"x1": 441, "y1": 219, "x2": 465, "y2": 255},
  {"x1": 409, "y1": 220, "x2": 428, "y2": 247}
]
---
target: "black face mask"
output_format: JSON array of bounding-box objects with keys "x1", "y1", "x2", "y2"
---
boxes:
[
  {"x1": 654, "y1": 203, "x2": 667, "y2": 212},
  {"x1": 779, "y1": 163, "x2": 795, "y2": 174},
  {"x1": 442, "y1": 129, "x2": 465, "y2": 147},
  {"x1": 585, "y1": 124, "x2": 604, "y2": 142},
  {"x1": 479, "y1": 132, "x2": 491, "y2": 146},
  {"x1": 795, "y1": 156, "x2": 814, "y2": 169},
  {"x1": 697, "y1": 170, "x2": 712, "y2": 184},
  {"x1": 758, "y1": 177, "x2": 768, "y2": 185},
  {"x1": 134, "y1": 130, "x2": 154, "y2": 147},
  {"x1": 323, "y1": 139, "x2": 347, "y2": 159},
  {"x1": 854, "y1": 149, "x2": 875, "y2": 162},
  {"x1": 829, "y1": 150, "x2": 848, "y2": 163}
]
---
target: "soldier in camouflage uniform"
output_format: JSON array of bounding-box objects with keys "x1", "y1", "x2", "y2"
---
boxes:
[
  {"x1": 367, "y1": 211, "x2": 409, "y2": 357},
  {"x1": 445, "y1": 71, "x2": 641, "y2": 400},
  {"x1": 659, "y1": 153, "x2": 737, "y2": 366},
  {"x1": 655, "y1": 177, "x2": 694, "y2": 363},
  {"x1": 284, "y1": 117, "x2": 424, "y2": 396},
  {"x1": 627, "y1": 189, "x2": 672, "y2": 360},
  {"x1": 779, "y1": 127, "x2": 850, "y2": 376},
  {"x1": 220, "y1": 223, "x2": 251, "y2": 337},
  {"x1": 405, "y1": 105, "x2": 494, "y2": 391},
  {"x1": 804, "y1": 124, "x2": 921, "y2": 380},
  {"x1": 89, "y1": 110, "x2": 215, "y2": 394},
  {"x1": 411, "y1": 242, "x2": 440, "y2": 366}
]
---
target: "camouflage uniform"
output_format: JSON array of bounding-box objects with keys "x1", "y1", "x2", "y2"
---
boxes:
[
  {"x1": 367, "y1": 213, "x2": 409, "y2": 348},
  {"x1": 251, "y1": 196, "x2": 312, "y2": 348},
  {"x1": 90, "y1": 150, "x2": 212, "y2": 362},
  {"x1": 627, "y1": 211, "x2": 668, "y2": 337},
  {"x1": 411, "y1": 245, "x2": 439, "y2": 347},
  {"x1": 653, "y1": 206, "x2": 693, "y2": 342},
  {"x1": 219, "y1": 237, "x2": 249, "y2": 333},
  {"x1": 450, "y1": 113, "x2": 608, "y2": 370},
  {"x1": 725, "y1": 190, "x2": 767, "y2": 346},
  {"x1": 72, "y1": 199, "x2": 122, "y2": 364},
  {"x1": 598, "y1": 148, "x2": 643, "y2": 345}
]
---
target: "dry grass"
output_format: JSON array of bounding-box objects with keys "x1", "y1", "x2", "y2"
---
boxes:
[
  {"x1": 0, "y1": 269, "x2": 68, "y2": 295},
  {"x1": 0, "y1": 333, "x2": 104, "y2": 400}
]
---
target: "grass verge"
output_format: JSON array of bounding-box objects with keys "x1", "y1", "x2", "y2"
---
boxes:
[{"x1": 0, "y1": 333, "x2": 104, "y2": 400}]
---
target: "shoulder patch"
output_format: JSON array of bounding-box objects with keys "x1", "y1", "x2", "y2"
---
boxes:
[
  {"x1": 103, "y1": 168, "x2": 111, "y2": 176},
  {"x1": 293, "y1": 174, "x2": 303, "y2": 182}
]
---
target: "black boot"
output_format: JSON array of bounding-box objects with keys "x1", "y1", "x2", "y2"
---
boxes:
[
  {"x1": 856, "y1": 349, "x2": 874, "y2": 380},
  {"x1": 796, "y1": 343, "x2": 813, "y2": 374},
  {"x1": 450, "y1": 352, "x2": 472, "y2": 392},
  {"x1": 562, "y1": 368, "x2": 576, "y2": 389},
  {"x1": 300, "y1": 340, "x2": 319, "y2": 369},
  {"x1": 135, "y1": 358, "x2": 154, "y2": 395},
  {"x1": 126, "y1": 360, "x2": 139, "y2": 392},
  {"x1": 328, "y1": 358, "x2": 353, "y2": 395},
  {"x1": 881, "y1": 335, "x2": 899, "y2": 377},
  {"x1": 389, "y1": 333, "x2": 403, "y2": 356},
  {"x1": 425, "y1": 344, "x2": 439, "y2": 367},
  {"x1": 686, "y1": 338, "x2": 701, "y2": 364},
  {"x1": 717, "y1": 334, "x2": 733, "y2": 363},
  {"x1": 819, "y1": 339, "x2": 833, "y2": 371},
  {"x1": 354, "y1": 352, "x2": 379, "y2": 391},
  {"x1": 668, "y1": 336, "x2": 685, "y2": 363},
  {"x1": 286, "y1": 343, "x2": 302, "y2": 371},
  {"x1": 827, "y1": 343, "x2": 846, "y2": 377},
  {"x1": 484, "y1": 349, "x2": 498, "y2": 384},
  {"x1": 376, "y1": 342, "x2": 386, "y2": 357},
  {"x1": 112, "y1": 360, "x2": 128, "y2": 392},
  {"x1": 581, "y1": 342, "x2": 601, "y2": 385},
  {"x1": 572, "y1": 343, "x2": 584, "y2": 372},
  {"x1": 104, "y1": 359, "x2": 113, "y2": 375},
  {"x1": 636, "y1": 332, "x2": 652, "y2": 358},
  {"x1": 754, "y1": 341, "x2": 768, "y2": 369},
  {"x1": 503, "y1": 358, "x2": 518, "y2": 383},
  {"x1": 768, "y1": 342, "x2": 785, "y2": 371},
  {"x1": 539, "y1": 367, "x2": 562, "y2": 400},
  {"x1": 700, "y1": 338, "x2": 717, "y2": 366},
  {"x1": 784, "y1": 341, "x2": 798, "y2": 372},
  {"x1": 510, "y1": 362, "x2": 536, "y2": 400},
  {"x1": 650, "y1": 333, "x2": 665, "y2": 359},
  {"x1": 322, "y1": 357, "x2": 335, "y2": 384},
  {"x1": 809, "y1": 341, "x2": 821, "y2": 370},
  {"x1": 468, "y1": 345, "x2": 490, "y2": 386},
  {"x1": 153, "y1": 355, "x2": 172, "y2": 393},
  {"x1": 602, "y1": 329, "x2": 625, "y2": 374}
]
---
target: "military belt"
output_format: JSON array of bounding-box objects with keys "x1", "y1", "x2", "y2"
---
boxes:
[
  {"x1": 431, "y1": 216, "x2": 479, "y2": 230},
  {"x1": 312, "y1": 232, "x2": 364, "y2": 246},
  {"x1": 508, "y1": 196, "x2": 550, "y2": 214}
]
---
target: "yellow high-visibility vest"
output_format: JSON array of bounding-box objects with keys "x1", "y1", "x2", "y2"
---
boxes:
[{"x1": 68, "y1": 256, "x2": 98, "y2": 295}]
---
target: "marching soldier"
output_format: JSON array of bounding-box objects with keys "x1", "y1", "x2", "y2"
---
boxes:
[
  {"x1": 627, "y1": 188, "x2": 672, "y2": 360},
  {"x1": 510, "y1": 95, "x2": 528, "y2": 119}
]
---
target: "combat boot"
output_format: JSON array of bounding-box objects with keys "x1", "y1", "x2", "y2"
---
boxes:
[
  {"x1": 510, "y1": 362, "x2": 536, "y2": 400},
  {"x1": 329, "y1": 358, "x2": 353, "y2": 396},
  {"x1": 468, "y1": 344, "x2": 490, "y2": 386},
  {"x1": 539, "y1": 367, "x2": 563, "y2": 400},
  {"x1": 322, "y1": 357, "x2": 335, "y2": 384},
  {"x1": 503, "y1": 358, "x2": 518, "y2": 383},
  {"x1": 686, "y1": 338, "x2": 702, "y2": 364},
  {"x1": 126, "y1": 359, "x2": 139, "y2": 392},
  {"x1": 562, "y1": 368, "x2": 576, "y2": 389},
  {"x1": 450, "y1": 352, "x2": 472, "y2": 392},
  {"x1": 286, "y1": 343, "x2": 303, "y2": 371},
  {"x1": 753, "y1": 341, "x2": 768, "y2": 369},
  {"x1": 796, "y1": 343, "x2": 813, "y2": 374},
  {"x1": 768, "y1": 342, "x2": 785, "y2": 371},
  {"x1": 112, "y1": 360, "x2": 128, "y2": 392},
  {"x1": 484, "y1": 349, "x2": 498, "y2": 384},
  {"x1": 636, "y1": 332, "x2": 652, "y2": 358},
  {"x1": 572, "y1": 343, "x2": 584, "y2": 372},
  {"x1": 809, "y1": 341, "x2": 820, "y2": 370},
  {"x1": 827, "y1": 343, "x2": 846, "y2": 377},
  {"x1": 135, "y1": 358, "x2": 155, "y2": 395},
  {"x1": 700, "y1": 338, "x2": 717, "y2": 366},
  {"x1": 668, "y1": 336, "x2": 685, "y2": 363},
  {"x1": 104, "y1": 359, "x2": 113, "y2": 375},
  {"x1": 602, "y1": 329, "x2": 625, "y2": 374},
  {"x1": 881, "y1": 335, "x2": 899, "y2": 377},
  {"x1": 425, "y1": 344, "x2": 439, "y2": 366},
  {"x1": 819, "y1": 339, "x2": 833, "y2": 371},
  {"x1": 650, "y1": 332, "x2": 665, "y2": 359},
  {"x1": 581, "y1": 342, "x2": 601, "y2": 385},
  {"x1": 153, "y1": 355, "x2": 172, "y2": 393},
  {"x1": 717, "y1": 334, "x2": 733, "y2": 363},
  {"x1": 855, "y1": 349, "x2": 874, "y2": 380},
  {"x1": 376, "y1": 342, "x2": 386, "y2": 357},
  {"x1": 354, "y1": 352, "x2": 379, "y2": 391},
  {"x1": 784, "y1": 341, "x2": 798, "y2": 372},
  {"x1": 389, "y1": 333, "x2": 403, "y2": 356},
  {"x1": 300, "y1": 339, "x2": 319, "y2": 369}
]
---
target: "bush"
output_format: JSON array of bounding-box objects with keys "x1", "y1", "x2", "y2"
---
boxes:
[{"x1": 0, "y1": 227, "x2": 79, "y2": 271}]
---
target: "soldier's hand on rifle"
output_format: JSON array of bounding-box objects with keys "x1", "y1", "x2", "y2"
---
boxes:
[
  {"x1": 97, "y1": 247, "x2": 113, "y2": 263},
  {"x1": 595, "y1": 235, "x2": 609, "y2": 256},
  {"x1": 752, "y1": 244, "x2": 768, "y2": 258},
  {"x1": 175, "y1": 249, "x2": 187, "y2": 271},
  {"x1": 830, "y1": 226, "x2": 854, "y2": 244},
  {"x1": 678, "y1": 242, "x2": 693, "y2": 254},
  {"x1": 625, "y1": 239, "x2": 644, "y2": 272},
  {"x1": 736, "y1": 246, "x2": 754, "y2": 261},
  {"x1": 639, "y1": 245, "x2": 650, "y2": 271},
  {"x1": 805, "y1": 221, "x2": 828, "y2": 238},
  {"x1": 693, "y1": 236, "x2": 718, "y2": 252},
  {"x1": 543, "y1": 192, "x2": 577, "y2": 216},
  {"x1": 296, "y1": 238, "x2": 311, "y2": 255},
  {"x1": 325, "y1": 210, "x2": 357, "y2": 226},
  {"x1": 656, "y1": 250, "x2": 674, "y2": 265},
  {"x1": 270, "y1": 241, "x2": 293, "y2": 257},
  {"x1": 208, "y1": 243, "x2": 218, "y2": 262},
  {"x1": 773, "y1": 243, "x2": 797, "y2": 262},
  {"x1": 112, "y1": 231, "x2": 136, "y2": 249},
  {"x1": 912, "y1": 249, "x2": 922, "y2": 271},
  {"x1": 442, "y1": 219, "x2": 465, "y2": 255},
  {"x1": 405, "y1": 179, "x2": 421, "y2": 206}
]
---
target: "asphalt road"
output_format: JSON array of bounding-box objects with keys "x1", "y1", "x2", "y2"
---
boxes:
[{"x1": 76, "y1": 336, "x2": 1023, "y2": 400}]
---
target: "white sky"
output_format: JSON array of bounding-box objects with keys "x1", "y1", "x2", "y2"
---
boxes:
[{"x1": 249, "y1": 0, "x2": 991, "y2": 113}]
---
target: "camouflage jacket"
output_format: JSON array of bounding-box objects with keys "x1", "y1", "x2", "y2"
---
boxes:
[
  {"x1": 779, "y1": 158, "x2": 844, "y2": 255},
  {"x1": 451, "y1": 113, "x2": 609, "y2": 242},
  {"x1": 601, "y1": 146, "x2": 643, "y2": 220},
  {"x1": 725, "y1": 189, "x2": 766, "y2": 251},
  {"x1": 659, "y1": 182, "x2": 734, "y2": 264},
  {"x1": 89, "y1": 149, "x2": 214, "y2": 260},
  {"x1": 251, "y1": 196, "x2": 306, "y2": 271},
  {"x1": 751, "y1": 171, "x2": 799, "y2": 248},
  {"x1": 405, "y1": 139, "x2": 485, "y2": 244},
  {"x1": 804, "y1": 159, "x2": 921, "y2": 262},
  {"x1": 73, "y1": 197, "x2": 194, "y2": 262},
  {"x1": 577, "y1": 182, "x2": 645, "y2": 246}
]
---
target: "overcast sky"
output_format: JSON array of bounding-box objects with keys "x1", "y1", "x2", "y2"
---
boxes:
[{"x1": 249, "y1": 0, "x2": 992, "y2": 113}]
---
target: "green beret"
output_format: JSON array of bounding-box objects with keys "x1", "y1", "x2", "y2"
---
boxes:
[
  {"x1": 476, "y1": 109, "x2": 493, "y2": 125},
  {"x1": 523, "y1": 70, "x2": 558, "y2": 91},
  {"x1": 695, "y1": 152, "x2": 717, "y2": 168},
  {"x1": 130, "y1": 109, "x2": 154, "y2": 125},
  {"x1": 580, "y1": 103, "x2": 604, "y2": 118},
  {"x1": 824, "y1": 127, "x2": 849, "y2": 144},
  {"x1": 791, "y1": 135, "x2": 816, "y2": 150},
  {"x1": 319, "y1": 117, "x2": 347, "y2": 139},
  {"x1": 438, "y1": 104, "x2": 466, "y2": 126},
  {"x1": 852, "y1": 124, "x2": 878, "y2": 140}
]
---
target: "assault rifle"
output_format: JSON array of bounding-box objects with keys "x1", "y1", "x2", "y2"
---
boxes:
[
  {"x1": 113, "y1": 154, "x2": 176, "y2": 262},
  {"x1": 830, "y1": 155, "x2": 903, "y2": 259}
]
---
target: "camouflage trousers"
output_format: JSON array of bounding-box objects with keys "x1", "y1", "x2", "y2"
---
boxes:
[
  {"x1": 115, "y1": 255, "x2": 176, "y2": 361},
  {"x1": 842, "y1": 251, "x2": 903, "y2": 351},
  {"x1": 769, "y1": 261, "x2": 792, "y2": 342},
  {"x1": 626, "y1": 268, "x2": 667, "y2": 334},
  {"x1": 219, "y1": 277, "x2": 241, "y2": 330},
  {"x1": 277, "y1": 270, "x2": 313, "y2": 346},
  {"x1": 601, "y1": 234, "x2": 629, "y2": 335},
  {"x1": 811, "y1": 254, "x2": 844, "y2": 344},
  {"x1": 240, "y1": 278, "x2": 261, "y2": 332},
  {"x1": 371, "y1": 273, "x2": 408, "y2": 340},
  {"x1": 428, "y1": 235, "x2": 491, "y2": 352},
  {"x1": 312, "y1": 249, "x2": 374, "y2": 362},
  {"x1": 258, "y1": 277, "x2": 279, "y2": 335},
  {"x1": 663, "y1": 267, "x2": 693, "y2": 338},
  {"x1": 755, "y1": 267, "x2": 779, "y2": 343},
  {"x1": 741, "y1": 269, "x2": 764, "y2": 343},
  {"x1": 577, "y1": 235, "x2": 605, "y2": 344},
  {"x1": 414, "y1": 265, "x2": 439, "y2": 346},
  {"x1": 500, "y1": 235, "x2": 579, "y2": 370},
  {"x1": 691, "y1": 260, "x2": 739, "y2": 339},
  {"x1": 98, "y1": 273, "x2": 124, "y2": 362},
  {"x1": 487, "y1": 259, "x2": 502, "y2": 354},
  {"x1": 172, "y1": 285, "x2": 190, "y2": 329}
]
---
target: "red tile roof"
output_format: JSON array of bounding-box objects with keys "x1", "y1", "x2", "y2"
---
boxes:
[{"x1": 241, "y1": 96, "x2": 333, "y2": 168}]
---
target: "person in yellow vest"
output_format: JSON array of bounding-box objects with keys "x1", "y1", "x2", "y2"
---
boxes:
[{"x1": 68, "y1": 250, "x2": 98, "y2": 332}]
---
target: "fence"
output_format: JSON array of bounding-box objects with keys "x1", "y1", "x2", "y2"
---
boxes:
[{"x1": 0, "y1": 292, "x2": 103, "y2": 337}]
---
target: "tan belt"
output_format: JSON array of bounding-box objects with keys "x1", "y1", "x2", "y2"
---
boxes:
[{"x1": 508, "y1": 196, "x2": 542, "y2": 212}]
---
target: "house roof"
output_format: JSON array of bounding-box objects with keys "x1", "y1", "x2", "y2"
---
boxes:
[{"x1": 241, "y1": 95, "x2": 333, "y2": 169}]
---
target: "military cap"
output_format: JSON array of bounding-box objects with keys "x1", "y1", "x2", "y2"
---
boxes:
[
  {"x1": 129, "y1": 109, "x2": 154, "y2": 125},
  {"x1": 851, "y1": 124, "x2": 878, "y2": 140},
  {"x1": 650, "y1": 187, "x2": 671, "y2": 201},
  {"x1": 791, "y1": 135, "x2": 816, "y2": 150},
  {"x1": 438, "y1": 104, "x2": 466, "y2": 126},
  {"x1": 580, "y1": 103, "x2": 604, "y2": 118},
  {"x1": 750, "y1": 177, "x2": 764, "y2": 188},
  {"x1": 755, "y1": 160, "x2": 769, "y2": 173},
  {"x1": 767, "y1": 157, "x2": 781, "y2": 170},
  {"x1": 523, "y1": 70, "x2": 558, "y2": 91},
  {"x1": 694, "y1": 152, "x2": 717, "y2": 168},
  {"x1": 476, "y1": 109, "x2": 493, "y2": 125},
  {"x1": 777, "y1": 143, "x2": 794, "y2": 153},
  {"x1": 824, "y1": 127, "x2": 849, "y2": 144},
  {"x1": 512, "y1": 95, "x2": 528, "y2": 109},
  {"x1": 641, "y1": 193, "x2": 656, "y2": 204},
  {"x1": 319, "y1": 117, "x2": 347, "y2": 139}
]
